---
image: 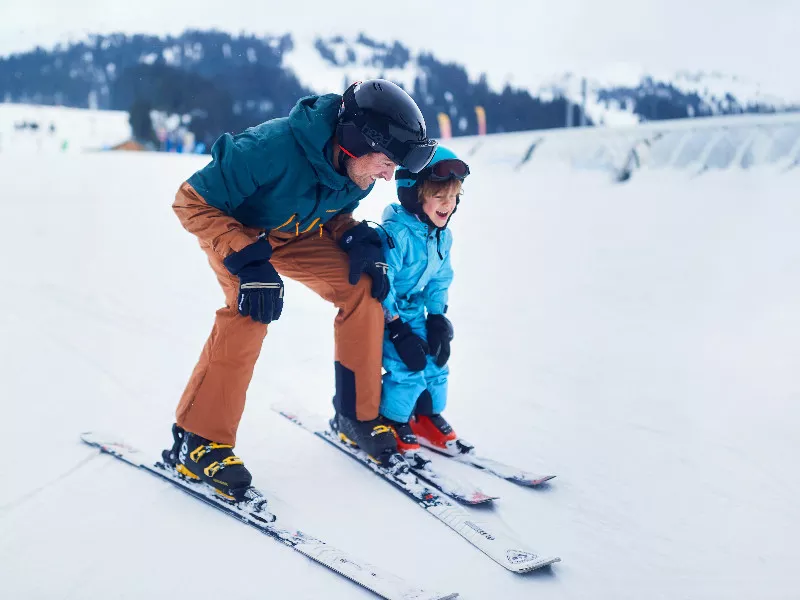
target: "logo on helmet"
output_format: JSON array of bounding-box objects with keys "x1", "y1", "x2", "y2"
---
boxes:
[{"x1": 361, "y1": 124, "x2": 392, "y2": 149}]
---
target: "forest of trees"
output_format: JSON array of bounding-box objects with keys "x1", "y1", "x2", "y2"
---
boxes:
[{"x1": 0, "y1": 30, "x2": 779, "y2": 147}]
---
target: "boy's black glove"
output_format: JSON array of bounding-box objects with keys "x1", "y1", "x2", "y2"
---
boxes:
[
  {"x1": 426, "y1": 314, "x2": 453, "y2": 367},
  {"x1": 387, "y1": 319, "x2": 429, "y2": 372},
  {"x1": 338, "y1": 222, "x2": 390, "y2": 301}
]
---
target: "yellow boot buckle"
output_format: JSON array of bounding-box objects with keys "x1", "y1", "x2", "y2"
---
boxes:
[
  {"x1": 204, "y1": 456, "x2": 243, "y2": 478},
  {"x1": 189, "y1": 442, "x2": 232, "y2": 463}
]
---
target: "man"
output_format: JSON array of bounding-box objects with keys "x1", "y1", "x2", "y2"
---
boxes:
[{"x1": 161, "y1": 80, "x2": 437, "y2": 501}]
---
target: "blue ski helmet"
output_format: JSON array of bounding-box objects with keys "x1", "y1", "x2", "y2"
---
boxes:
[{"x1": 395, "y1": 145, "x2": 469, "y2": 226}]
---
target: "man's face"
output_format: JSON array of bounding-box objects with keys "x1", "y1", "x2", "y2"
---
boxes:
[{"x1": 346, "y1": 152, "x2": 398, "y2": 190}]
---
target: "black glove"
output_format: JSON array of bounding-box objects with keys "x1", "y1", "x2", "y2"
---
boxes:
[
  {"x1": 223, "y1": 237, "x2": 284, "y2": 324},
  {"x1": 387, "y1": 319, "x2": 429, "y2": 372},
  {"x1": 426, "y1": 314, "x2": 453, "y2": 367},
  {"x1": 338, "y1": 222, "x2": 390, "y2": 301}
]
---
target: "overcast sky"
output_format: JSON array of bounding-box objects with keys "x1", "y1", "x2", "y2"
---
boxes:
[{"x1": 1, "y1": 0, "x2": 797, "y2": 95}]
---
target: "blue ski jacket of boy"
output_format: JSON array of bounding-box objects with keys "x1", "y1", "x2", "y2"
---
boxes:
[{"x1": 379, "y1": 203, "x2": 453, "y2": 323}]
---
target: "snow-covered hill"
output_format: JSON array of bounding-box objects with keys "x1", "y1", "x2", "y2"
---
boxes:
[
  {"x1": 0, "y1": 129, "x2": 798, "y2": 598},
  {"x1": 283, "y1": 35, "x2": 798, "y2": 126},
  {"x1": 3, "y1": 30, "x2": 796, "y2": 139}
]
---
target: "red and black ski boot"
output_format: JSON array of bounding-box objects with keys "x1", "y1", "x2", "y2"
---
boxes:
[{"x1": 410, "y1": 413, "x2": 460, "y2": 455}]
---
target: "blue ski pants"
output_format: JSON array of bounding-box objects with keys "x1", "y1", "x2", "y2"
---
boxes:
[{"x1": 380, "y1": 313, "x2": 448, "y2": 422}]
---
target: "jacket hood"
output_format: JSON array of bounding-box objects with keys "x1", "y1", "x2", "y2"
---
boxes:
[{"x1": 289, "y1": 94, "x2": 363, "y2": 192}]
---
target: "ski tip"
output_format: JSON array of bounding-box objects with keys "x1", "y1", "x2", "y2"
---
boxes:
[
  {"x1": 271, "y1": 405, "x2": 295, "y2": 418},
  {"x1": 270, "y1": 404, "x2": 311, "y2": 427},
  {"x1": 80, "y1": 431, "x2": 106, "y2": 447},
  {"x1": 511, "y1": 554, "x2": 561, "y2": 573},
  {"x1": 79, "y1": 432, "x2": 142, "y2": 456},
  {"x1": 270, "y1": 403, "x2": 297, "y2": 417},
  {"x1": 513, "y1": 474, "x2": 556, "y2": 487},
  {"x1": 464, "y1": 492, "x2": 500, "y2": 505}
]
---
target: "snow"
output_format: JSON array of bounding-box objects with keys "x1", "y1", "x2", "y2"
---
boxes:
[
  {"x1": 283, "y1": 33, "x2": 421, "y2": 95},
  {"x1": 280, "y1": 34, "x2": 643, "y2": 127},
  {"x1": 0, "y1": 120, "x2": 799, "y2": 599},
  {"x1": 0, "y1": 103, "x2": 131, "y2": 152},
  {"x1": 281, "y1": 34, "x2": 798, "y2": 129},
  {"x1": 4, "y1": 29, "x2": 795, "y2": 130}
]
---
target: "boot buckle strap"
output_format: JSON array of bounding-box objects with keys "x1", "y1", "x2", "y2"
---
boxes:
[
  {"x1": 189, "y1": 442, "x2": 233, "y2": 463},
  {"x1": 204, "y1": 455, "x2": 243, "y2": 477}
]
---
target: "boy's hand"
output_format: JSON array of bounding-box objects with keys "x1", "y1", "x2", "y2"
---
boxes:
[
  {"x1": 387, "y1": 319, "x2": 429, "y2": 372},
  {"x1": 426, "y1": 314, "x2": 453, "y2": 367}
]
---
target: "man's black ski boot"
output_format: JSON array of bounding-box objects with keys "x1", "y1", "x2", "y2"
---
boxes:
[
  {"x1": 383, "y1": 418, "x2": 422, "y2": 454},
  {"x1": 330, "y1": 413, "x2": 399, "y2": 466},
  {"x1": 162, "y1": 423, "x2": 253, "y2": 501}
]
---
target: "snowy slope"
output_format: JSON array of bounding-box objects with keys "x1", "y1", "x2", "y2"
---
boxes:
[
  {"x1": 284, "y1": 35, "x2": 647, "y2": 126},
  {"x1": 3, "y1": 32, "x2": 795, "y2": 136},
  {"x1": 1, "y1": 142, "x2": 798, "y2": 599},
  {"x1": 532, "y1": 66, "x2": 799, "y2": 126},
  {"x1": 281, "y1": 35, "x2": 799, "y2": 126},
  {"x1": 284, "y1": 33, "x2": 421, "y2": 95},
  {"x1": 0, "y1": 103, "x2": 131, "y2": 152}
]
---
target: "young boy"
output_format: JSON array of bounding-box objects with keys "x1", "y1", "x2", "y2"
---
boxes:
[{"x1": 377, "y1": 145, "x2": 469, "y2": 454}]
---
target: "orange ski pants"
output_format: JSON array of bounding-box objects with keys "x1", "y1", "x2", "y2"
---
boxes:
[{"x1": 175, "y1": 228, "x2": 384, "y2": 445}]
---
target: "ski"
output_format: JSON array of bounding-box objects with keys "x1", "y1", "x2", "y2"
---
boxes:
[
  {"x1": 80, "y1": 432, "x2": 458, "y2": 600},
  {"x1": 272, "y1": 406, "x2": 493, "y2": 505},
  {"x1": 419, "y1": 438, "x2": 556, "y2": 487},
  {"x1": 272, "y1": 406, "x2": 561, "y2": 573},
  {"x1": 402, "y1": 449, "x2": 498, "y2": 505}
]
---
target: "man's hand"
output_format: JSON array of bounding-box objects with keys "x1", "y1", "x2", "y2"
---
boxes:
[
  {"x1": 223, "y1": 237, "x2": 284, "y2": 324},
  {"x1": 339, "y1": 222, "x2": 390, "y2": 301}
]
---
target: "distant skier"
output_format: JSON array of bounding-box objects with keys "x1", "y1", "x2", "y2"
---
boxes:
[
  {"x1": 162, "y1": 80, "x2": 437, "y2": 500},
  {"x1": 376, "y1": 145, "x2": 469, "y2": 454}
]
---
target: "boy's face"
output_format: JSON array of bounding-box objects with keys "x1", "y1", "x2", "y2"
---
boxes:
[{"x1": 422, "y1": 188, "x2": 458, "y2": 228}]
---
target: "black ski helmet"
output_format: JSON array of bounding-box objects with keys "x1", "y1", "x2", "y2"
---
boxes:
[{"x1": 337, "y1": 79, "x2": 437, "y2": 173}]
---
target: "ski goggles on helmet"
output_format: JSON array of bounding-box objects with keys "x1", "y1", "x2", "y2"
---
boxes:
[
  {"x1": 396, "y1": 158, "x2": 470, "y2": 184},
  {"x1": 338, "y1": 122, "x2": 438, "y2": 173},
  {"x1": 386, "y1": 137, "x2": 438, "y2": 174},
  {"x1": 427, "y1": 158, "x2": 470, "y2": 181}
]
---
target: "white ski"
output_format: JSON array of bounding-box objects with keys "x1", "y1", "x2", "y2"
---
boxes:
[
  {"x1": 403, "y1": 449, "x2": 498, "y2": 505},
  {"x1": 272, "y1": 406, "x2": 561, "y2": 574},
  {"x1": 419, "y1": 437, "x2": 556, "y2": 487},
  {"x1": 80, "y1": 432, "x2": 458, "y2": 600}
]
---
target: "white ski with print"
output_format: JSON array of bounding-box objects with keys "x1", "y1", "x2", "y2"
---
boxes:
[
  {"x1": 80, "y1": 432, "x2": 457, "y2": 600},
  {"x1": 271, "y1": 405, "x2": 561, "y2": 574}
]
